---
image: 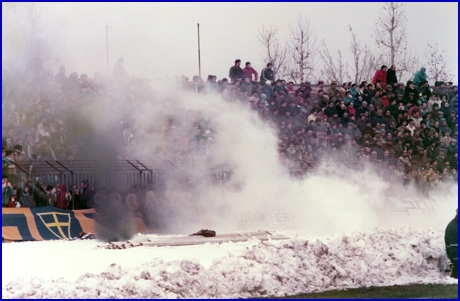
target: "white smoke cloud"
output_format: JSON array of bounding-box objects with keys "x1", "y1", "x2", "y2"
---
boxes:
[{"x1": 79, "y1": 81, "x2": 457, "y2": 237}]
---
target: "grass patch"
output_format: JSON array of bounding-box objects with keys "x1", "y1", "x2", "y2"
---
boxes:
[{"x1": 268, "y1": 283, "x2": 458, "y2": 299}]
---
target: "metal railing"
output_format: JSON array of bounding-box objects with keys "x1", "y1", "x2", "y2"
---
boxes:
[{"x1": 12, "y1": 160, "x2": 162, "y2": 191}]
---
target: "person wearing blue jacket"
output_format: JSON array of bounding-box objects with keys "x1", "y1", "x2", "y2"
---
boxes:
[{"x1": 413, "y1": 67, "x2": 427, "y2": 86}]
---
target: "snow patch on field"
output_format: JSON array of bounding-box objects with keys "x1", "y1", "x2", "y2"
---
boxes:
[{"x1": 2, "y1": 227, "x2": 456, "y2": 298}]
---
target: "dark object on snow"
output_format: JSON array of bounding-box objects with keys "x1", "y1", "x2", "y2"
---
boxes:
[
  {"x1": 78, "y1": 231, "x2": 95, "y2": 240},
  {"x1": 189, "y1": 229, "x2": 216, "y2": 237},
  {"x1": 444, "y1": 211, "x2": 458, "y2": 279}
]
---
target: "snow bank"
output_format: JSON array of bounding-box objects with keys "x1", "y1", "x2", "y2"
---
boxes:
[{"x1": 2, "y1": 227, "x2": 456, "y2": 298}]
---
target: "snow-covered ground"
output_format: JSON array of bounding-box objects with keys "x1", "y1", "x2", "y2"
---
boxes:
[{"x1": 2, "y1": 226, "x2": 456, "y2": 298}]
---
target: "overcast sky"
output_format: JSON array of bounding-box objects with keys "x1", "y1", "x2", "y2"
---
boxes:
[{"x1": 2, "y1": 2, "x2": 458, "y2": 83}]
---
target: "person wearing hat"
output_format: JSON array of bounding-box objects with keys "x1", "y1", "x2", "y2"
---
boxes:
[
  {"x1": 299, "y1": 81, "x2": 312, "y2": 100},
  {"x1": 404, "y1": 80, "x2": 419, "y2": 103},
  {"x1": 435, "y1": 148, "x2": 447, "y2": 171},
  {"x1": 386, "y1": 148, "x2": 397, "y2": 165},
  {"x1": 417, "y1": 79, "x2": 432, "y2": 99},
  {"x1": 394, "y1": 82, "x2": 405, "y2": 97},
  {"x1": 433, "y1": 81, "x2": 449, "y2": 99},
  {"x1": 437, "y1": 109, "x2": 445, "y2": 118},
  {"x1": 447, "y1": 139, "x2": 457, "y2": 158},
  {"x1": 261, "y1": 79, "x2": 275, "y2": 102},
  {"x1": 413, "y1": 66, "x2": 427, "y2": 86},
  {"x1": 327, "y1": 81, "x2": 339, "y2": 99},
  {"x1": 342, "y1": 122, "x2": 355, "y2": 138},
  {"x1": 445, "y1": 209, "x2": 458, "y2": 279},
  {"x1": 313, "y1": 80, "x2": 325, "y2": 95},
  {"x1": 448, "y1": 85, "x2": 457, "y2": 100},
  {"x1": 404, "y1": 92, "x2": 417, "y2": 106}
]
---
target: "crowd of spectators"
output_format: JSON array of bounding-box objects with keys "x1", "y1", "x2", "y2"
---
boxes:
[
  {"x1": 2, "y1": 58, "x2": 121, "y2": 209},
  {"x1": 185, "y1": 61, "x2": 458, "y2": 193},
  {"x1": 2, "y1": 57, "x2": 458, "y2": 209}
]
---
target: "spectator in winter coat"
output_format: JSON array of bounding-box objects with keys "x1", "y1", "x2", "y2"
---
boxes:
[
  {"x1": 2, "y1": 174, "x2": 14, "y2": 207},
  {"x1": 371, "y1": 90, "x2": 383, "y2": 111},
  {"x1": 403, "y1": 81, "x2": 419, "y2": 103},
  {"x1": 273, "y1": 80, "x2": 288, "y2": 97},
  {"x1": 372, "y1": 109, "x2": 386, "y2": 127},
  {"x1": 417, "y1": 80, "x2": 432, "y2": 99},
  {"x1": 372, "y1": 65, "x2": 388, "y2": 89},
  {"x1": 427, "y1": 95, "x2": 442, "y2": 112},
  {"x1": 241, "y1": 77, "x2": 254, "y2": 96},
  {"x1": 413, "y1": 66, "x2": 427, "y2": 86},
  {"x1": 229, "y1": 59, "x2": 244, "y2": 83},
  {"x1": 206, "y1": 75, "x2": 219, "y2": 93},
  {"x1": 242, "y1": 62, "x2": 258, "y2": 81},
  {"x1": 2, "y1": 150, "x2": 17, "y2": 184},
  {"x1": 260, "y1": 63, "x2": 274, "y2": 85},
  {"x1": 55, "y1": 184, "x2": 71, "y2": 210},
  {"x1": 261, "y1": 81, "x2": 275, "y2": 102},
  {"x1": 16, "y1": 180, "x2": 34, "y2": 207},
  {"x1": 33, "y1": 177, "x2": 50, "y2": 207},
  {"x1": 326, "y1": 81, "x2": 339, "y2": 99},
  {"x1": 386, "y1": 64, "x2": 398, "y2": 87},
  {"x1": 80, "y1": 180, "x2": 93, "y2": 209},
  {"x1": 13, "y1": 145, "x2": 28, "y2": 175},
  {"x1": 54, "y1": 66, "x2": 68, "y2": 89}
]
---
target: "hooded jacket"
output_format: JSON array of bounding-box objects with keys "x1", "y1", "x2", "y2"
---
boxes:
[{"x1": 413, "y1": 67, "x2": 427, "y2": 86}]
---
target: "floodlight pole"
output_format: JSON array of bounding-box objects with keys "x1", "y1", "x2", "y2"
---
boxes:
[
  {"x1": 106, "y1": 25, "x2": 109, "y2": 76},
  {"x1": 197, "y1": 23, "x2": 201, "y2": 78}
]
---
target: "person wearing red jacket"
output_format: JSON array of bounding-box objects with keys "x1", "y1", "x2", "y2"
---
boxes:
[
  {"x1": 372, "y1": 65, "x2": 388, "y2": 89},
  {"x1": 55, "y1": 184, "x2": 71, "y2": 210},
  {"x1": 242, "y1": 62, "x2": 258, "y2": 82}
]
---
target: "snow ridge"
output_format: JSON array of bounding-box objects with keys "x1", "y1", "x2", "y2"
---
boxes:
[{"x1": 2, "y1": 227, "x2": 456, "y2": 298}]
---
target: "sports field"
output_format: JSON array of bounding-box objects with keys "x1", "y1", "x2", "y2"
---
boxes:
[{"x1": 276, "y1": 284, "x2": 458, "y2": 299}]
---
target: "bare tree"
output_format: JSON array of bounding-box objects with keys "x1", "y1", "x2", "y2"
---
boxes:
[
  {"x1": 2, "y1": 3, "x2": 65, "y2": 71},
  {"x1": 348, "y1": 26, "x2": 381, "y2": 84},
  {"x1": 373, "y1": 2, "x2": 418, "y2": 81},
  {"x1": 286, "y1": 14, "x2": 319, "y2": 83},
  {"x1": 319, "y1": 40, "x2": 349, "y2": 85},
  {"x1": 424, "y1": 43, "x2": 453, "y2": 83},
  {"x1": 258, "y1": 25, "x2": 288, "y2": 80}
]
